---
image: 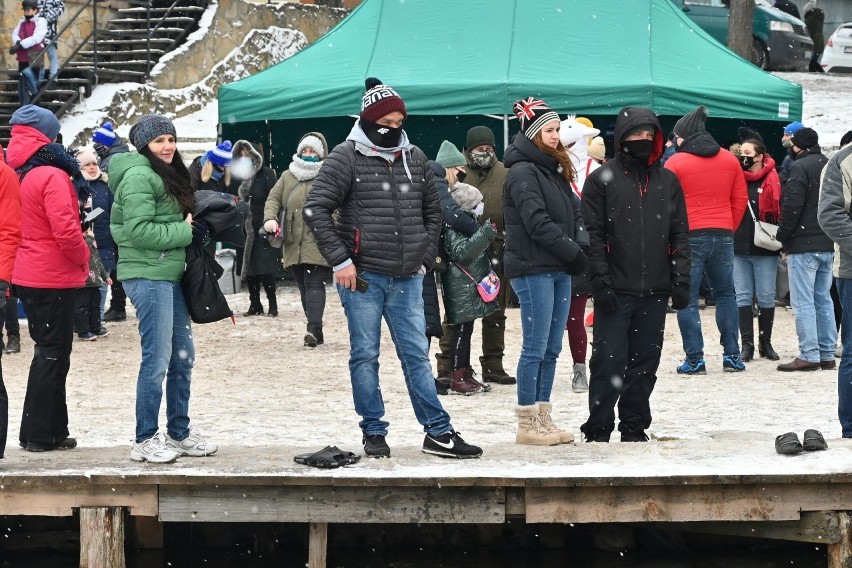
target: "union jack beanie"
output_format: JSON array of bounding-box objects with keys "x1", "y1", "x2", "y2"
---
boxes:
[
  {"x1": 513, "y1": 98, "x2": 560, "y2": 140},
  {"x1": 360, "y1": 77, "x2": 407, "y2": 123}
]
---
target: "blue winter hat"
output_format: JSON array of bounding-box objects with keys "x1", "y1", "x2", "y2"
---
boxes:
[
  {"x1": 784, "y1": 121, "x2": 804, "y2": 136},
  {"x1": 92, "y1": 122, "x2": 117, "y2": 146},
  {"x1": 10, "y1": 104, "x2": 61, "y2": 141},
  {"x1": 206, "y1": 140, "x2": 233, "y2": 167}
]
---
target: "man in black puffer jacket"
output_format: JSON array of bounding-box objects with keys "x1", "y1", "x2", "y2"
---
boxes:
[
  {"x1": 580, "y1": 106, "x2": 691, "y2": 443},
  {"x1": 304, "y1": 78, "x2": 482, "y2": 460}
]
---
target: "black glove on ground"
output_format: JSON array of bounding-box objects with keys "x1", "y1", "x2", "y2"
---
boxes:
[
  {"x1": 670, "y1": 283, "x2": 691, "y2": 310},
  {"x1": 592, "y1": 286, "x2": 619, "y2": 314}
]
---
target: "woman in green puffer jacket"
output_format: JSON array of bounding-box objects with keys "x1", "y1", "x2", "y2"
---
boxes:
[
  {"x1": 109, "y1": 114, "x2": 217, "y2": 465},
  {"x1": 440, "y1": 181, "x2": 498, "y2": 395}
]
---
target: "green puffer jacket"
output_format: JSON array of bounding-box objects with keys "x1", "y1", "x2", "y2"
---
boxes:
[
  {"x1": 108, "y1": 152, "x2": 193, "y2": 282},
  {"x1": 440, "y1": 217, "x2": 498, "y2": 324}
]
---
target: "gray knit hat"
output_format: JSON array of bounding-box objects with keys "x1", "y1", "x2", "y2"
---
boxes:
[
  {"x1": 673, "y1": 105, "x2": 708, "y2": 139},
  {"x1": 449, "y1": 182, "x2": 483, "y2": 212},
  {"x1": 10, "y1": 104, "x2": 61, "y2": 141},
  {"x1": 129, "y1": 114, "x2": 177, "y2": 150},
  {"x1": 435, "y1": 140, "x2": 466, "y2": 168}
]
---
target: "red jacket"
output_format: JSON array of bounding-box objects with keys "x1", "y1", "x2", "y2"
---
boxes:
[
  {"x1": 6, "y1": 125, "x2": 89, "y2": 289},
  {"x1": 0, "y1": 157, "x2": 22, "y2": 283},
  {"x1": 665, "y1": 133, "x2": 748, "y2": 232}
]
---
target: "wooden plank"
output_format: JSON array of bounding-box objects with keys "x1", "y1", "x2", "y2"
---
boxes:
[
  {"x1": 159, "y1": 486, "x2": 505, "y2": 524},
  {"x1": 308, "y1": 522, "x2": 328, "y2": 568},
  {"x1": 505, "y1": 487, "x2": 525, "y2": 517},
  {"x1": 653, "y1": 511, "x2": 842, "y2": 544},
  {"x1": 828, "y1": 512, "x2": 852, "y2": 568},
  {"x1": 0, "y1": 486, "x2": 157, "y2": 517},
  {"x1": 525, "y1": 484, "x2": 852, "y2": 523},
  {"x1": 79, "y1": 507, "x2": 126, "y2": 568}
]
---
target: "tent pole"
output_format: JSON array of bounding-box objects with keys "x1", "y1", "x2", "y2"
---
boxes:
[{"x1": 503, "y1": 114, "x2": 509, "y2": 152}]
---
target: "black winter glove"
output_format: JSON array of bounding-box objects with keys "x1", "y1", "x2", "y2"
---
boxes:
[
  {"x1": 8, "y1": 42, "x2": 21, "y2": 55},
  {"x1": 592, "y1": 287, "x2": 619, "y2": 315},
  {"x1": 191, "y1": 221, "x2": 210, "y2": 247},
  {"x1": 0, "y1": 281, "x2": 7, "y2": 311},
  {"x1": 670, "y1": 283, "x2": 691, "y2": 310},
  {"x1": 567, "y1": 248, "x2": 589, "y2": 276}
]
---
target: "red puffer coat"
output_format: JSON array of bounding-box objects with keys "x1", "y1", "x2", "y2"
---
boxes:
[{"x1": 6, "y1": 125, "x2": 89, "y2": 289}]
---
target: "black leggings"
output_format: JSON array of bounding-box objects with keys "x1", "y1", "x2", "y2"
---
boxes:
[
  {"x1": 451, "y1": 321, "x2": 474, "y2": 371},
  {"x1": 290, "y1": 264, "x2": 332, "y2": 327}
]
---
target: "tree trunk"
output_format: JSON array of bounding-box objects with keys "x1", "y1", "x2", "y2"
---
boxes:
[{"x1": 728, "y1": 0, "x2": 756, "y2": 62}]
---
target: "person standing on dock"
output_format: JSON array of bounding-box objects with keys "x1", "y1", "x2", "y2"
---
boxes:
[{"x1": 304, "y1": 78, "x2": 483, "y2": 460}]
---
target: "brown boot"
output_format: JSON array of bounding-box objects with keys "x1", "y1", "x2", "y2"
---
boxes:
[
  {"x1": 515, "y1": 404, "x2": 561, "y2": 446},
  {"x1": 450, "y1": 368, "x2": 484, "y2": 395},
  {"x1": 537, "y1": 402, "x2": 575, "y2": 444},
  {"x1": 463, "y1": 367, "x2": 491, "y2": 392}
]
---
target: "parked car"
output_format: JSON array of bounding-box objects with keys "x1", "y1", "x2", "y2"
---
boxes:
[
  {"x1": 671, "y1": 0, "x2": 814, "y2": 71},
  {"x1": 820, "y1": 22, "x2": 852, "y2": 72}
]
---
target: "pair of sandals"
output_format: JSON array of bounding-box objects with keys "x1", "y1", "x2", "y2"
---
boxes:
[
  {"x1": 775, "y1": 429, "x2": 828, "y2": 455},
  {"x1": 293, "y1": 445, "x2": 361, "y2": 469}
]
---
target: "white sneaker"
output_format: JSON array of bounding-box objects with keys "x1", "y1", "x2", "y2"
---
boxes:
[
  {"x1": 164, "y1": 430, "x2": 218, "y2": 457},
  {"x1": 572, "y1": 363, "x2": 589, "y2": 393},
  {"x1": 130, "y1": 435, "x2": 180, "y2": 463}
]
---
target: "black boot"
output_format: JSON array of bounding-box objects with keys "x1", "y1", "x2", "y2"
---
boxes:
[
  {"x1": 304, "y1": 324, "x2": 323, "y2": 348},
  {"x1": 738, "y1": 306, "x2": 754, "y2": 362},
  {"x1": 262, "y1": 275, "x2": 278, "y2": 317},
  {"x1": 758, "y1": 307, "x2": 780, "y2": 360},
  {"x1": 244, "y1": 276, "x2": 264, "y2": 316}
]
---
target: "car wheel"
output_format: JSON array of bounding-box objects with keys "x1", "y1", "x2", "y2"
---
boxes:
[{"x1": 750, "y1": 38, "x2": 769, "y2": 69}]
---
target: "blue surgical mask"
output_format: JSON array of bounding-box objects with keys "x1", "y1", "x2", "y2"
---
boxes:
[
  {"x1": 210, "y1": 168, "x2": 224, "y2": 182},
  {"x1": 301, "y1": 155, "x2": 320, "y2": 163}
]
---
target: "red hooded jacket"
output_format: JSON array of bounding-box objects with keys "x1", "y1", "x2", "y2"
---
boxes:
[
  {"x1": 0, "y1": 156, "x2": 22, "y2": 283},
  {"x1": 6, "y1": 124, "x2": 89, "y2": 289}
]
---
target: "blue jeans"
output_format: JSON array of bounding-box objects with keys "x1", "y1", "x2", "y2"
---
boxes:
[
  {"x1": 17, "y1": 66, "x2": 39, "y2": 106},
  {"x1": 40, "y1": 43, "x2": 58, "y2": 81},
  {"x1": 837, "y1": 279, "x2": 852, "y2": 436},
  {"x1": 787, "y1": 252, "x2": 836, "y2": 363},
  {"x1": 733, "y1": 255, "x2": 778, "y2": 308},
  {"x1": 510, "y1": 272, "x2": 572, "y2": 406},
  {"x1": 677, "y1": 234, "x2": 740, "y2": 360},
  {"x1": 124, "y1": 279, "x2": 194, "y2": 442},
  {"x1": 337, "y1": 270, "x2": 452, "y2": 437}
]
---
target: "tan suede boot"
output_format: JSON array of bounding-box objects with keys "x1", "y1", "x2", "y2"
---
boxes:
[
  {"x1": 537, "y1": 402, "x2": 575, "y2": 444},
  {"x1": 515, "y1": 404, "x2": 561, "y2": 446}
]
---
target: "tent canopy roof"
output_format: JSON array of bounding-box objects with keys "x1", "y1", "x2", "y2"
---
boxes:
[{"x1": 218, "y1": 0, "x2": 802, "y2": 124}]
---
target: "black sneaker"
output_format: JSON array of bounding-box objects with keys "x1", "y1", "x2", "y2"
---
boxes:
[
  {"x1": 102, "y1": 308, "x2": 126, "y2": 322},
  {"x1": 582, "y1": 429, "x2": 612, "y2": 443},
  {"x1": 620, "y1": 428, "x2": 649, "y2": 442},
  {"x1": 362, "y1": 434, "x2": 390, "y2": 458},
  {"x1": 422, "y1": 430, "x2": 482, "y2": 459}
]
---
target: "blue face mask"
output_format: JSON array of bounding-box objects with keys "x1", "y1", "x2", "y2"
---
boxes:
[
  {"x1": 210, "y1": 167, "x2": 224, "y2": 182},
  {"x1": 301, "y1": 155, "x2": 320, "y2": 163}
]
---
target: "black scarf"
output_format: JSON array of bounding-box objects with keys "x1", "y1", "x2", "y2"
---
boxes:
[{"x1": 16, "y1": 143, "x2": 91, "y2": 205}]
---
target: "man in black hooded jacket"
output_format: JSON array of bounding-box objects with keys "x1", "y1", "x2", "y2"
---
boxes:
[{"x1": 580, "y1": 107, "x2": 691, "y2": 443}]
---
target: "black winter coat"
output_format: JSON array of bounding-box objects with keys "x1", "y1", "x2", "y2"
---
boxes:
[
  {"x1": 734, "y1": 175, "x2": 781, "y2": 257},
  {"x1": 422, "y1": 271, "x2": 441, "y2": 338},
  {"x1": 502, "y1": 133, "x2": 589, "y2": 279},
  {"x1": 581, "y1": 107, "x2": 690, "y2": 296},
  {"x1": 777, "y1": 147, "x2": 833, "y2": 253},
  {"x1": 189, "y1": 156, "x2": 233, "y2": 195},
  {"x1": 304, "y1": 141, "x2": 442, "y2": 276}
]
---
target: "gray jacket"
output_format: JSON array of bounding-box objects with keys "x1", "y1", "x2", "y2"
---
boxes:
[{"x1": 817, "y1": 145, "x2": 852, "y2": 278}]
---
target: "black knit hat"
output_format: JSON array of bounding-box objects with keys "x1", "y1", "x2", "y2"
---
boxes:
[
  {"x1": 466, "y1": 126, "x2": 496, "y2": 150},
  {"x1": 360, "y1": 77, "x2": 407, "y2": 123},
  {"x1": 512, "y1": 97, "x2": 560, "y2": 140},
  {"x1": 673, "y1": 105, "x2": 708, "y2": 139},
  {"x1": 791, "y1": 127, "x2": 819, "y2": 149}
]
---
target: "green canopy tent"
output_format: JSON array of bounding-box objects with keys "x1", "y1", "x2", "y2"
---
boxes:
[{"x1": 218, "y1": 0, "x2": 802, "y2": 170}]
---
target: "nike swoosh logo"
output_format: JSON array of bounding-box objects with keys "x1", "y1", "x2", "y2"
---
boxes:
[{"x1": 431, "y1": 437, "x2": 455, "y2": 449}]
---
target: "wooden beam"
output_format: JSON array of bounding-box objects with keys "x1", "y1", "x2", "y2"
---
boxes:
[
  {"x1": 526, "y1": 484, "x2": 852, "y2": 523},
  {"x1": 308, "y1": 522, "x2": 328, "y2": 568},
  {"x1": 159, "y1": 486, "x2": 505, "y2": 523},
  {"x1": 828, "y1": 512, "x2": 852, "y2": 568},
  {"x1": 0, "y1": 486, "x2": 157, "y2": 517},
  {"x1": 79, "y1": 507, "x2": 126, "y2": 568},
  {"x1": 651, "y1": 511, "x2": 842, "y2": 544},
  {"x1": 505, "y1": 487, "x2": 525, "y2": 518}
]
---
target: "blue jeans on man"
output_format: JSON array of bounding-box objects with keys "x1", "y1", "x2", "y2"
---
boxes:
[
  {"x1": 677, "y1": 234, "x2": 740, "y2": 361},
  {"x1": 836, "y1": 279, "x2": 852, "y2": 436},
  {"x1": 124, "y1": 279, "x2": 194, "y2": 442},
  {"x1": 510, "y1": 272, "x2": 571, "y2": 406},
  {"x1": 787, "y1": 252, "x2": 836, "y2": 363},
  {"x1": 337, "y1": 270, "x2": 452, "y2": 438}
]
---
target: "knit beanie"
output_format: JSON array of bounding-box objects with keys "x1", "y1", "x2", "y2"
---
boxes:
[
  {"x1": 673, "y1": 105, "x2": 708, "y2": 139},
  {"x1": 360, "y1": 77, "x2": 407, "y2": 123},
  {"x1": 587, "y1": 136, "x2": 606, "y2": 161},
  {"x1": 622, "y1": 123, "x2": 656, "y2": 140},
  {"x1": 296, "y1": 135, "x2": 325, "y2": 158},
  {"x1": 10, "y1": 104, "x2": 61, "y2": 141},
  {"x1": 129, "y1": 114, "x2": 176, "y2": 150},
  {"x1": 465, "y1": 126, "x2": 496, "y2": 150},
  {"x1": 791, "y1": 127, "x2": 819, "y2": 149},
  {"x1": 512, "y1": 97, "x2": 560, "y2": 140},
  {"x1": 435, "y1": 140, "x2": 466, "y2": 169},
  {"x1": 75, "y1": 147, "x2": 98, "y2": 167},
  {"x1": 206, "y1": 140, "x2": 233, "y2": 167},
  {"x1": 449, "y1": 182, "x2": 483, "y2": 212},
  {"x1": 784, "y1": 121, "x2": 805, "y2": 136},
  {"x1": 93, "y1": 122, "x2": 117, "y2": 147}
]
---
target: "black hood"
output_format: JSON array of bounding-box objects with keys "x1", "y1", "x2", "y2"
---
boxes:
[
  {"x1": 613, "y1": 106, "x2": 664, "y2": 166},
  {"x1": 676, "y1": 131, "x2": 721, "y2": 158},
  {"x1": 503, "y1": 132, "x2": 560, "y2": 173}
]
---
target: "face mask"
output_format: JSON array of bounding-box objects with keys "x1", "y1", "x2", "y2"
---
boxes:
[
  {"x1": 621, "y1": 139, "x2": 655, "y2": 162},
  {"x1": 456, "y1": 170, "x2": 467, "y2": 183},
  {"x1": 210, "y1": 165, "x2": 224, "y2": 182},
  {"x1": 740, "y1": 155, "x2": 756, "y2": 170},
  {"x1": 782, "y1": 138, "x2": 793, "y2": 148},
  {"x1": 472, "y1": 203, "x2": 485, "y2": 217},
  {"x1": 24, "y1": 14, "x2": 34, "y2": 20},
  {"x1": 361, "y1": 118, "x2": 403, "y2": 148},
  {"x1": 788, "y1": 146, "x2": 799, "y2": 160},
  {"x1": 469, "y1": 149, "x2": 495, "y2": 169},
  {"x1": 93, "y1": 143, "x2": 107, "y2": 158},
  {"x1": 301, "y1": 155, "x2": 320, "y2": 163},
  {"x1": 230, "y1": 157, "x2": 254, "y2": 180}
]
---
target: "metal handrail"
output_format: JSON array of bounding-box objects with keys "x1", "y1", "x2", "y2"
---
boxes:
[
  {"x1": 24, "y1": 0, "x2": 97, "y2": 81},
  {"x1": 145, "y1": 0, "x2": 184, "y2": 79}
]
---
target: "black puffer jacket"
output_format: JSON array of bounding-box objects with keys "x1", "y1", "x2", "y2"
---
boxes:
[
  {"x1": 304, "y1": 141, "x2": 442, "y2": 275},
  {"x1": 502, "y1": 133, "x2": 589, "y2": 279},
  {"x1": 582, "y1": 106, "x2": 690, "y2": 296},
  {"x1": 777, "y1": 147, "x2": 833, "y2": 253}
]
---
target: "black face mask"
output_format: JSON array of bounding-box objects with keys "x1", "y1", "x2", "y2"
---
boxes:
[
  {"x1": 456, "y1": 170, "x2": 467, "y2": 183},
  {"x1": 740, "y1": 156, "x2": 757, "y2": 170},
  {"x1": 788, "y1": 146, "x2": 799, "y2": 160},
  {"x1": 621, "y1": 139, "x2": 655, "y2": 162},
  {"x1": 361, "y1": 117, "x2": 403, "y2": 148},
  {"x1": 24, "y1": 14, "x2": 34, "y2": 20}
]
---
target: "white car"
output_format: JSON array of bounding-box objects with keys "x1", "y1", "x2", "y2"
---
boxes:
[{"x1": 821, "y1": 22, "x2": 852, "y2": 72}]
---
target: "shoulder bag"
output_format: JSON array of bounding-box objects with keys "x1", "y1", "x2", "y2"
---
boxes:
[{"x1": 747, "y1": 201, "x2": 782, "y2": 251}]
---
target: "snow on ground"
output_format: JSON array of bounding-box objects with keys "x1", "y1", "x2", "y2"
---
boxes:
[{"x1": 778, "y1": 71, "x2": 852, "y2": 149}]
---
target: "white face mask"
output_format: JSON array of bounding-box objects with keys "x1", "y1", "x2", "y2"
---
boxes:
[
  {"x1": 472, "y1": 203, "x2": 485, "y2": 217},
  {"x1": 230, "y1": 157, "x2": 254, "y2": 180}
]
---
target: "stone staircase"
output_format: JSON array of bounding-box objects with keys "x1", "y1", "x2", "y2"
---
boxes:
[{"x1": 1, "y1": 0, "x2": 208, "y2": 146}]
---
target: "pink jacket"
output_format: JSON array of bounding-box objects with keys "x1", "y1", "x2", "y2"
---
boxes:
[{"x1": 6, "y1": 124, "x2": 89, "y2": 289}]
